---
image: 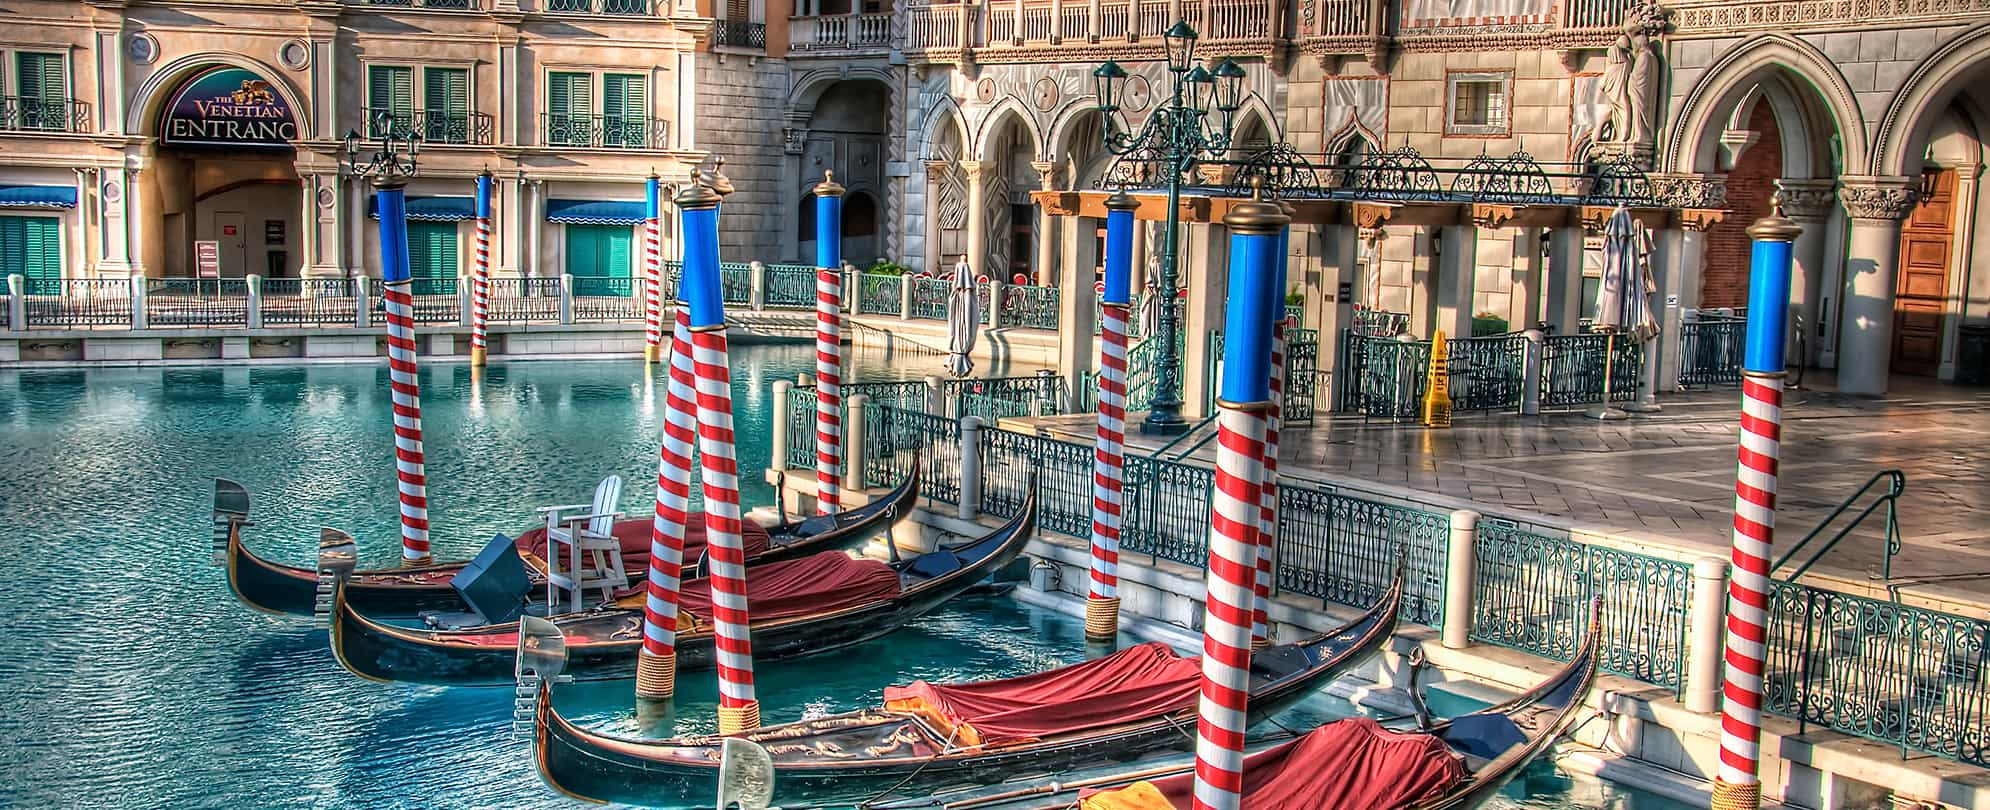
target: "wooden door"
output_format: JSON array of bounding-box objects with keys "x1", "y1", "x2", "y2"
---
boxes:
[{"x1": 1892, "y1": 168, "x2": 1955, "y2": 376}]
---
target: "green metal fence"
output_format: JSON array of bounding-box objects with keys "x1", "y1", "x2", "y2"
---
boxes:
[
  {"x1": 863, "y1": 404, "x2": 961, "y2": 502},
  {"x1": 856, "y1": 272, "x2": 902, "y2": 315},
  {"x1": 942, "y1": 376, "x2": 1066, "y2": 417},
  {"x1": 1000, "y1": 285, "x2": 1059, "y2": 329},
  {"x1": 1764, "y1": 581, "x2": 1990, "y2": 767},
  {"x1": 978, "y1": 427, "x2": 1094, "y2": 537},
  {"x1": 1447, "y1": 334, "x2": 1528, "y2": 412},
  {"x1": 1679, "y1": 314, "x2": 1746, "y2": 388},
  {"x1": 766, "y1": 263, "x2": 815, "y2": 309},
  {"x1": 1470, "y1": 523, "x2": 1691, "y2": 692},
  {"x1": 1120, "y1": 454, "x2": 1216, "y2": 567},
  {"x1": 1541, "y1": 333, "x2": 1643, "y2": 407},
  {"x1": 1276, "y1": 485, "x2": 1449, "y2": 625},
  {"x1": 720, "y1": 262, "x2": 752, "y2": 306},
  {"x1": 910, "y1": 277, "x2": 950, "y2": 320}
]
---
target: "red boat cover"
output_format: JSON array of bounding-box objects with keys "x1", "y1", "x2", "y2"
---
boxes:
[
  {"x1": 882, "y1": 641, "x2": 1200, "y2": 747},
  {"x1": 512, "y1": 515, "x2": 771, "y2": 576},
  {"x1": 676, "y1": 550, "x2": 899, "y2": 624},
  {"x1": 1080, "y1": 718, "x2": 1465, "y2": 810}
]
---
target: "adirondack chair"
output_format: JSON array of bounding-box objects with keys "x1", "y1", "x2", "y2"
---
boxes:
[{"x1": 539, "y1": 475, "x2": 627, "y2": 612}]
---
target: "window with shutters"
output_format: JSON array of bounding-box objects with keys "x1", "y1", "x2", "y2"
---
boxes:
[
  {"x1": 544, "y1": 70, "x2": 659, "y2": 149},
  {"x1": 565, "y1": 224, "x2": 633, "y2": 295},
  {"x1": 13, "y1": 52, "x2": 69, "y2": 132},
  {"x1": 0, "y1": 216, "x2": 62, "y2": 284},
  {"x1": 546, "y1": 71, "x2": 592, "y2": 147},
  {"x1": 602, "y1": 73, "x2": 646, "y2": 148},
  {"x1": 1444, "y1": 70, "x2": 1510, "y2": 137},
  {"x1": 422, "y1": 67, "x2": 470, "y2": 144},
  {"x1": 366, "y1": 65, "x2": 415, "y2": 139},
  {"x1": 406, "y1": 222, "x2": 460, "y2": 286}
]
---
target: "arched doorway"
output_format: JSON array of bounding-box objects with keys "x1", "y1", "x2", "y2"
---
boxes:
[
  {"x1": 795, "y1": 79, "x2": 889, "y2": 265},
  {"x1": 146, "y1": 64, "x2": 305, "y2": 279}
]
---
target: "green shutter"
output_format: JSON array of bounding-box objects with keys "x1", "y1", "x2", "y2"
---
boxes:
[
  {"x1": 368, "y1": 65, "x2": 414, "y2": 137},
  {"x1": 16, "y1": 53, "x2": 63, "y2": 101},
  {"x1": 406, "y1": 221, "x2": 458, "y2": 285},
  {"x1": 422, "y1": 67, "x2": 470, "y2": 143},
  {"x1": 0, "y1": 216, "x2": 61, "y2": 284},
  {"x1": 566, "y1": 224, "x2": 632, "y2": 295},
  {"x1": 548, "y1": 72, "x2": 592, "y2": 146},
  {"x1": 603, "y1": 73, "x2": 645, "y2": 147}
]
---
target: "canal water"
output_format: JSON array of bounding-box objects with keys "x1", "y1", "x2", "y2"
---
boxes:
[{"x1": 0, "y1": 350, "x2": 1691, "y2": 809}]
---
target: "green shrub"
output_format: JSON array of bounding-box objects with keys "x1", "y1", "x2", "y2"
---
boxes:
[
  {"x1": 1470, "y1": 312, "x2": 1509, "y2": 337},
  {"x1": 866, "y1": 260, "x2": 908, "y2": 276}
]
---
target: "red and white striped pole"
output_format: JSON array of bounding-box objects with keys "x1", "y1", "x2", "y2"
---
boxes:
[
  {"x1": 676, "y1": 167, "x2": 760, "y2": 734},
  {"x1": 1714, "y1": 209, "x2": 1802, "y2": 810},
  {"x1": 635, "y1": 304, "x2": 699, "y2": 700},
  {"x1": 469, "y1": 171, "x2": 492, "y2": 368},
  {"x1": 1088, "y1": 190, "x2": 1138, "y2": 641},
  {"x1": 813, "y1": 172, "x2": 845, "y2": 516},
  {"x1": 1192, "y1": 186, "x2": 1286, "y2": 810},
  {"x1": 643, "y1": 174, "x2": 664, "y2": 364},
  {"x1": 374, "y1": 181, "x2": 432, "y2": 567},
  {"x1": 1251, "y1": 317, "x2": 1286, "y2": 647}
]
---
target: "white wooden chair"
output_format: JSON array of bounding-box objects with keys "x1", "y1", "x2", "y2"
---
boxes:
[{"x1": 538, "y1": 475, "x2": 627, "y2": 612}]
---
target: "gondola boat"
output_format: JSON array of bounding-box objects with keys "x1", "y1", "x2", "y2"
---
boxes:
[
  {"x1": 870, "y1": 597, "x2": 1603, "y2": 810},
  {"x1": 326, "y1": 488, "x2": 1035, "y2": 687},
  {"x1": 526, "y1": 568, "x2": 1405, "y2": 807},
  {"x1": 210, "y1": 459, "x2": 920, "y2": 617}
]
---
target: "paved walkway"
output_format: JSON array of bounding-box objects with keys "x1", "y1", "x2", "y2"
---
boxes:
[{"x1": 1030, "y1": 373, "x2": 1990, "y2": 609}]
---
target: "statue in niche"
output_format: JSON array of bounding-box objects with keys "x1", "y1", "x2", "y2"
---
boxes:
[{"x1": 1589, "y1": 4, "x2": 1668, "y2": 159}]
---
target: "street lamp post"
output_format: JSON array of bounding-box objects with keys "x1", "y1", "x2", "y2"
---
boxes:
[{"x1": 1092, "y1": 23, "x2": 1248, "y2": 436}]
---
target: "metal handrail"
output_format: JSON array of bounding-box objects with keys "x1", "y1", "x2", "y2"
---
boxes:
[
  {"x1": 1772, "y1": 470, "x2": 1906, "y2": 583},
  {"x1": 1139, "y1": 412, "x2": 1217, "y2": 461}
]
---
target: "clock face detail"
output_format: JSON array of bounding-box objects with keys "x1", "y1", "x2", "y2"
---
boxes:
[
  {"x1": 1032, "y1": 77, "x2": 1059, "y2": 112},
  {"x1": 1122, "y1": 75, "x2": 1153, "y2": 114},
  {"x1": 975, "y1": 77, "x2": 997, "y2": 104}
]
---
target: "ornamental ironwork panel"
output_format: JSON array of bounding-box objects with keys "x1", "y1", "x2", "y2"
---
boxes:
[
  {"x1": 1283, "y1": 330, "x2": 1319, "y2": 426},
  {"x1": 1678, "y1": 315, "x2": 1745, "y2": 388},
  {"x1": 942, "y1": 375, "x2": 1066, "y2": 417},
  {"x1": 1275, "y1": 485, "x2": 1448, "y2": 625},
  {"x1": 261, "y1": 279, "x2": 359, "y2": 326},
  {"x1": 486, "y1": 277, "x2": 562, "y2": 322},
  {"x1": 909, "y1": 277, "x2": 950, "y2": 320},
  {"x1": 1120, "y1": 454, "x2": 1214, "y2": 568},
  {"x1": 145, "y1": 279, "x2": 249, "y2": 328},
  {"x1": 978, "y1": 428, "x2": 1093, "y2": 537},
  {"x1": 1358, "y1": 337, "x2": 1433, "y2": 420},
  {"x1": 856, "y1": 272, "x2": 903, "y2": 316},
  {"x1": 765, "y1": 264, "x2": 815, "y2": 309},
  {"x1": 1540, "y1": 334, "x2": 1642, "y2": 407},
  {"x1": 1222, "y1": 143, "x2": 1330, "y2": 199},
  {"x1": 1470, "y1": 523, "x2": 1691, "y2": 692},
  {"x1": 720, "y1": 262, "x2": 752, "y2": 305},
  {"x1": 783, "y1": 385, "x2": 822, "y2": 470},
  {"x1": 1578, "y1": 155, "x2": 1656, "y2": 207},
  {"x1": 1448, "y1": 151, "x2": 1557, "y2": 204},
  {"x1": 22, "y1": 279, "x2": 132, "y2": 328},
  {"x1": 1341, "y1": 147, "x2": 1445, "y2": 202},
  {"x1": 570, "y1": 276, "x2": 639, "y2": 322},
  {"x1": 1000, "y1": 284, "x2": 1059, "y2": 329},
  {"x1": 1445, "y1": 334, "x2": 1527, "y2": 412},
  {"x1": 864, "y1": 404, "x2": 959, "y2": 500}
]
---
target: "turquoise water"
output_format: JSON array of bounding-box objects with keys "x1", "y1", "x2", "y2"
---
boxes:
[{"x1": 0, "y1": 352, "x2": 1692, "y2": 808}]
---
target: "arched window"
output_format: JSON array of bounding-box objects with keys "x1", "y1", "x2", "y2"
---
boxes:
[
  {"x1": 796, "y1": 195, "x2": 817, "y2": 242},
  {"x1": 843, "y1": 191, "x2": 878, "y2": 237}
]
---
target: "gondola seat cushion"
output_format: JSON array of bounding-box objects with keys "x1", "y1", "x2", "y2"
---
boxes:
[
  {"x1": 512, "y1": 514, "x2": 771, "y2": 580},
  {"x1": 676, "y1": 550, "x2": 899, "y2": 624},
  {"x1": 902, "y1": 549, "x2": 965, "y2": 579},
  {"x1": 883, "y1": 641, "x2": 1200, "y2": 748},
  {"x1": 1081, "y1": 717, "x2": 1465, "y2": 809}
]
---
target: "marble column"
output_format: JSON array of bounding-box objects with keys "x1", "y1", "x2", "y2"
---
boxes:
[
  {"x1": 1435, "y1": 222, "x2": 1479, "y2": 339},
  {"x1": 348, "y1": 174, "x2": 369, "y2": 276},
  {"x1": 1775, "y1": 179, "x2": 1838, "y2": 368},
  {"x1": 524, "y1": 178, "x2": 545, "y2": 278},
  {"x1": 124, "y1": 165, "x2": 150, "y2": 277},
  {"x1": 1058, "y1": 215, "x2": 1099, "y2": 396},
  {"x1": 1032, "y1": 160, "x2": 1059, "y2": 286},
  {"x1": 1939, "y1": 164, "x2": 1981, "y2": 379},
  {"x1": 1835, "y1": 176, "x2": 1920, "y2": 396},
  {"x1": 1512, "y1": 228, "x2": 1545, "y2": 329},
  {"x1": 1319, "y1": 222, "x2": 1360, "y2": 397},
  {"x1": 95, "y1": 166, "x2": 134, "y2": 277},
  {"x1": 959, "y1": 160, "x2": 988, "y2": 280},
  {"x1": 1544, "y1": 224, "x2": 1586, "y2": 333},
  {"x1": 1180, "y1": 222, "x2": 1230, "y2": 418},
  {"x1": 1651, "y1": 221, "x2": 1709, "y2": 392},
  {"x1": 923, "y1": 160, "x2": 948, "y2": 274}
]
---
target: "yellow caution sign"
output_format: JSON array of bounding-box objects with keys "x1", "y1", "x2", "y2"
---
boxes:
[{"x1": 1423, "y1": 329, "x2": 1452, "y2": 429}]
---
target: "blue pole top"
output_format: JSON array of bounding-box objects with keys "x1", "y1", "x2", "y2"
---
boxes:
[
  {"x1": 1742, "y1": 209, "x2": 1803, "y2": 374},
  {"x1": 645, "y1": 174, "x2": 660, "y2": 221},
  {"x1": 674, "y1": 171, "x2": 725, "y2": 328},
  {"x1": 815, "y1": 171, "x2": 843, "y2": 271},
  {"x1": 475, "y1": 172, "x2": 492, "y2": 219},
  {"x1": 1103, "y1": 189, "x2": 1137, "y2": 306},
  {"x1": 1266, "y1": 219, "x2": 1290, "y2": 326},
  {"x1": 375, "y1": 185, "x2": 410, "y2": 285},
  {"x1": 1216, "y1": 185, "x2": 1289, "y2": 404}
]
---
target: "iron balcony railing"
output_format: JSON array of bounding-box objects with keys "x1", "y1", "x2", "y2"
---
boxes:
[
  {"x1": 715, "y1": 19, "x2": 769, "y2": 48},
  {"x1": 365, "y1": 0, "x2": 477, "y2": 8},
  {"x1": 542, "y1": 114, "x2": 670, "y2": 150},
  {"x1": 790, "y1": 13, "x2": 896, "y2": 51},
  {"x1": 363, "y1": 108, "x2": 495, "y2": 146},
  {"x1": 0, "y1": 96, "x2": 91, "y2": 134},
  {"x1": 546, "y1": 0, "x2": 654, "y2": 13}
]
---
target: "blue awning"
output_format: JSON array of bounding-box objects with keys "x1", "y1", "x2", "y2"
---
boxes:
[
  {"x1": 368, "y1": 195, "x2": 476, "y2": 221},
  {"x1": 0, "y1": 185, "x2": 77, "y2": 209},
  {"x1": 546, "y1": 199, "x2": 645, "y2": 225}
]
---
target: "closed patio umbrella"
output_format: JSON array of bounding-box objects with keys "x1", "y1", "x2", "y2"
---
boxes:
[
  {"x1": 945, "y1": 260, "x2": 979, "y2": 378},
  {"x1": 1588, "y1": 207, "x2": 1658, "y2": 419}
]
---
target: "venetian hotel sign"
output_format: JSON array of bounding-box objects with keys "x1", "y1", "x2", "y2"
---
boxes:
[{"x1": 160, "y1": 66, "x2": 298, "y2": 149}]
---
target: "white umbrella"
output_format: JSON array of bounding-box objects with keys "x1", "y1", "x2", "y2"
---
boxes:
[
  {"x1": 1593, "y1": 207, "x2": 1659, "y2": 341},
  {"x1": 945, "y1": 261, "x2": 979, "y2": 378}
]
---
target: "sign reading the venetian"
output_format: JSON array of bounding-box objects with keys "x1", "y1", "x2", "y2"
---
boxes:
[{"x1": 160, "y1": 66, "x2": 298, "y2": 149}]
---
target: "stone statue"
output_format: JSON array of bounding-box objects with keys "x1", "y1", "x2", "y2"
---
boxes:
[{"x1": 1590, "y1": 5, "x2": 1668, "y2": 155}]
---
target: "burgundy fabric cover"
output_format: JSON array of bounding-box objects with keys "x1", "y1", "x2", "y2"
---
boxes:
[
  {"x1": 512, "y1": 514, "x2": 772, "y2": 576},
  {"x1": 1088, "y1": 717, "x2": 1466, "y2": 810},
  {"x1": 676, "y1": 550, "x2": 899, "y2": 623},
  {"x1": 883, "y1": 641, "x2": 1201, "y2": 745}
]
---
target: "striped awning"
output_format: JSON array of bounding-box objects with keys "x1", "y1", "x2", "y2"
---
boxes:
[
  {"x1": 546, "y1": 199, "x2": 645, "y2": 225},
  {"x1": 0, "y1": 185, "x2": 77, "y2": 209},
  {"x1": 368, "y1": 195, "x2": 476, "y2": 221}
]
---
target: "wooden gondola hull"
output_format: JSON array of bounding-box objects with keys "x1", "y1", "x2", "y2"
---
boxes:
[
  {"x1": 222, "y1": 465, "x2": 920, "y2": 618},
  {"x1": 332, "y1": 491, "x2": 1027, "y2": 688}
]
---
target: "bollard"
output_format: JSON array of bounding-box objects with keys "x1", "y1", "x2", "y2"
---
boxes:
[
  {"x1": 899, "y1": 273, "x2": 915, "y2": 320},
  {"x1": 770, "y1": 379, "x2": 793, "y2": 475},
  {"x1": 750, "y1": 260, "x2": 767, "y2": 311},
  {"x1": 1442, "y1": 509, "x2": 1479, "y2": 649},
  {"x1": 246, "y1": 274, "x2": 264, "y2": 329},
  {"x1": 130, "y1": 278, "x2": 148, "y2": 330},
  {"x1": 558, "y1": 273, "x2": 575, "y2": 324},
  {"x1": 958, "y1": 416, "x2": 983, "y2": 522},
  {"x1": 799, "y1": 372, "x2": 814, "y2": 387},
  {"x1": 354, "y1": 275, "x2": 372, "y2": 329},
  {"x1": 1686, "y1": 556, "x2": 1730, "y2": 714},
  {"x1": 988, "y1": 279, "x2": 1004, "y2": 329},
  {"x1": 844, "y1": 394, "x2": 869, "y2": 491},
  {"x1": 925, "y1": 374, "x2": 945, "y2": 417},
  {"x1": 1521, "y1": 329, "x2": 1544, "y2": 415},
  {"x1": 459, "y1": 275, "x2": 474, "y2": 326},
  {"x1": 8, "y1": 274, "x2": 25, "y2": 331}
]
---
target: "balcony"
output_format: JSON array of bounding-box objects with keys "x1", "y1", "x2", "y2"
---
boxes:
[
  {"x1": 790, "y1": 12, "x2": 896, "y2": 53},
  {"x1": 363, "y1": 109, "x2": 496, "y2": 146},
  {"x1": 364, "y1": 0, "x2": 477, "y2": 8},
  {"x1": 904, "y1": 0, "x2": 1277, "y2": 61},
  {"x1": 546, "y1": 0, "x2": 655, "y2": 14},
  {"x1": 715, "y1": 19, "x2": 769, "y2": 47},
  {"x1": 0, "y1": 97, "x2": 91, "y2": 134},
  {"x1": 542, "y1": 114, "x2": 671, "y2": 149}
]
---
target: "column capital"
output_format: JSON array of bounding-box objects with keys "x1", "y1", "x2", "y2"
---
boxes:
[
  {"x1": 1773, "y1": 178, "x2": 1838, "y2": 221},
  {"x1": 1029, "y1": 160, "x2": 1059, "y2": 191},
  {"x1": 1836, "y1": 175, "x2": 1919, "y2": 222},
  {"x1": 957, "y1": 160, "x2": 989, "y2": 182},
  {"x1": 1470, "y1": 203, "x2": 1515, "y2": 230},
  {"x1": 1648, "y1": 172, "x2": 1728, "y2": 210},
  {"x1": 923, "y1": 159, "x2": 951, "y2": 180}
]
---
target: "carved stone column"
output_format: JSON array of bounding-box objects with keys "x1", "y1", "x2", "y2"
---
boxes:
[
  {"x1": 959, "y1": 159, "x2": 989, "y2": 280},
  {"x1": 1775, "y1": 179, "x2": 1837, "y2": 368},
  {"x1": 1940, "y1": 164, "x2": 1981, "y2": 379},
  {"x1": 1031, "y1": 160, "x2": 1059, "y2": 286},
  {"x1": 1835, "y1": 176, "x2": 1920, "y2": 396},
  {"x1": 923, "y1": 160, "x2": 949, "y2": 274}
]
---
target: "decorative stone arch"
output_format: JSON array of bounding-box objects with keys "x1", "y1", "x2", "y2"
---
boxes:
[
  {"x1": 919, "y1": 96, "x2": 970, "y2": 161},
  {"x1": 1716, "y1": 73, "x2": 1826, "y2": 179},
  {"x1": 1662, "y1": 34, "x2": 1867, "y2": 178},
  {"x1": 128, "y1": 52, "x2": 314, "y2": 140},
  {"x1": 1229, "y1": 94, "x2": 1284, "y2": 145},
  {"x1": 973, "y1": 97, "x2": 1045, "y2": 162},
  {"x1": 1327, "y1": 123, "x2": 1381, "y2": 162},
  {"x1": 787, "y1": 66, "x2": 897, "y2": 114},
  {"x1": 1871, "y1": 22, "x2": 1990, "y2": 177},
  {"x1": 1043, "y1": 99, "x2": 1106, "y2": 163}
]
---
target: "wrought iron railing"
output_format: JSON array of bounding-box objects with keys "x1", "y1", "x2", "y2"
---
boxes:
[
  {"x1": 909, "y1": 276, "x2": 950, "y2": 320},
  {"x1": 863, "y1": 403, "x2": 962, "y2": 503},
  {"x1": 1447, "y1": 333, "x2": 1527, "y2": 412},
  {"x1": 720, "y1": 262, "x2": 752, "y2": 306},
  {"x1": 1120, "y1": 453, "x2": 1216, "y2": 568},
  {"x1": 362, "y1": 108, "x2": 495, "y2": 145},
  {"x1": 146, "y1": 279, "x2": 250, "y2": 328},
  {"x1": 1471, "y1": 523, "x2": 1691, "y2": 692},
  {"x1": 21, "y1": 279, "x2": 132, "y2": 328},
  {"x1": 715, "y1": 19, "x2": 768, "y2": 48},
  {"x1": 978, "y1": 427, "x2": 1094, "y2": 537},
  {"x1": 543, "y1": 114, "x2": 670, "y2": 149},
  {"x1": 1773, "y1": 470, "x2": 1907, "y2": 583},
  {"x1": 1351, "y1": 308, "x2": 1409, "y2": 336},
  {"x1": 0, "y1": 96, "x2": 91, "y2": 133},
  {"x1": 1679, "y1": 313, "x2": 1745, "y2": 388},
  {"x1": 856, "y1": 272, "x2": 902, "y2": 316},
  {"x1": 487, "y1": 276, "x2": 562, "y2": 322},
  {"x1": 371, "y1": 279, "x2": 460, "y2": 324},
  {"x1": 546, "y1": 0, "x2": 653, "y2": 13},
  {"x1": 1540, "y1": 333, "x2": 1642, "y2": 407},
  {"x1": 260, "y1": 279, "x2": 359, "y2": 326},
  {"x1": 570, "y1": 276, "x2": 640, "y2": 322},
  {"x1": 942, "y1": 375, "x2": 1066, "y2": 417},
  {"x1": 1124, "y1": 329, "x2": 1183, "y2": 414},
  {"x1": 766, "y1": 264, "x2": 815, "y2": 309},
  {"x1": 1277, "y1": 484, "x2": 1449, "y2": 625},
  {"x1": 367, "y1": 0, "x2": 477, "y2": 7},
  {"x1": 999, "y1": 284, "x2": 1059, "y2": 329},
  {"x1": 1093, "y1": 293, "x2": 1150, "y2": 341}
]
